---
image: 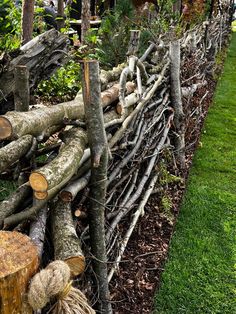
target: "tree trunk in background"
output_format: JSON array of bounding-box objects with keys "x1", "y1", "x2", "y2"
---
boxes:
[
  {"x1": 81, "y1": 0, "x2": 91, "y2": 44},
  {"x1": 57, "y1": 0, "x2": 65, "y2": 31},
  {"x1": 21, "y1": 0, "x2": 35, "y2": 45},
  {"x1": 173, "y1": 0, "x2": 182, "y2": 14}
]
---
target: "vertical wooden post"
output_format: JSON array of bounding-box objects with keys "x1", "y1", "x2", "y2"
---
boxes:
[
  {"x1": 127, "y1": 30, "x2": 141, "y2": 57},
  {"x1": 0, "y1": 231, "x2": 39, "y2": 313},
  {"x1": 81, "y1": 60, "x2": 112, "y2": 314},
  {"x1": 14, "y1": 65, "x2": 30, "y2": 112},
  {"x1": 57, "y1": 0, "x2": 65, "y2": 31},
  {"x1": 81, "y1": 0, "x2": 91, "y2": 44},
  {"x1": 170, "y1": 40, "x2": 185, "y2": 169},
  {"x1": 21, "y1": 0, "x2": 35, "y2": 45}
]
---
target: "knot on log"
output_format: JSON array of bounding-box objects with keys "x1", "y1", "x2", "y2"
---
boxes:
[{"x1": 28, "y1": 260, "x2": 95, "y2": 314}]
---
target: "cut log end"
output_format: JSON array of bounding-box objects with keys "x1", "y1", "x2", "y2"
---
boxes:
[
  {"x1": 74, "y1": 209, "x2": 88, "y2": 220},
  {"x1": 29, "y1": 172, "x2": 48, "y2": 192},
  {"x1": 59, "y1": 191, "x2": 73, "y2": 202},
  {"x1": 0, "y1": 231, "x2": 39, "y2": 313},
  {"x1": 0, "y1": 117, "x2": 12, "y2": 140},
  {"x1": 65, "y1": 256, "x2": 86, "y2": 277},
  {"x1": 116, "y1": 103, "x2": 123, "y2": 115},
  {"x1": 34, "y1": 191, "x2": 48, "y2": 200}
]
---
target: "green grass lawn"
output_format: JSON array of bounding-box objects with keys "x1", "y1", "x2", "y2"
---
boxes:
[{"x1": 154, "y1": 34, "x2": 236, "y2": 313}]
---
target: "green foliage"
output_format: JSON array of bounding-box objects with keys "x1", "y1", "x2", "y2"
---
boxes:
[
  {"x1": 37, "y1": 60, "x2": 81, "y2": 101},
  {"x1": 90, "y1": 0, "x2": 135, "y2": 68},
  {"x1": 158, "y1": 162, "x2": 182, "y2": 186},
  {"x1": 160, "y1": 194, "x2": 175, "y2": 223},
  {"x1": 213, "y1": 45, "x2": 228, "y2": 80},
  {"x1": 154, "y1": 34, "x2": 236, "y2": 313},
  {"x1": 0, "y1": 0, "x2": 21, "y2": 51},
  {"x1": 34, "y1": 7, "x2": 48, "y2": 35},
  {"x1": 0, "y1": 180, "x2": 17, "y2": 201}
]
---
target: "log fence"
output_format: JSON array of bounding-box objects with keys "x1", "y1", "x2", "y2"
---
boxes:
[{"x1": 0, "y1": 10, "x2": 231, "y2": 313}]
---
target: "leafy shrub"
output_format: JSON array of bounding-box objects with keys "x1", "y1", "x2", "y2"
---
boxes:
[
  {"x1": 92, "y1": 0, "x2": 135, "y2": 68},
  {"x1": 0, "y1": 0, "x2": 21, "y2": 51},
  {"x1": 37, "y1": 60, "x2": 81, "y2": 101}
]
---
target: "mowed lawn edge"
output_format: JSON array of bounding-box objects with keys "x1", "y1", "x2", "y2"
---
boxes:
[{"x1": 154, "y1": 33, "x2": 236, "y2": 314}]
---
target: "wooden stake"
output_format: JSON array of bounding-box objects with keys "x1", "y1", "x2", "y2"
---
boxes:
[
  {"x1": 0, "y1": 231, "x2": 39, "y2": 313},
  {"x1": 81, "y1": 60, "x2": 112, "y2": 313},
  {"x1": 170, "y1": 40, "x2": 185, "y2": 169},
  {"x1": 14, "y1": 65, "x2": 30, "y2": 112},
  {"x1": 127, "y1": 30, "x2": 141, "y2": 56}
]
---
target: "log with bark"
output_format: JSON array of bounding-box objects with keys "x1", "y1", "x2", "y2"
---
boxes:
[
  {"x1": 0, "y1": 183, "x2": 31, "y2": 226},
  {"x1": 0, "y1": 82, "x2": 135, "y2": 140},
  {"x1": 0, "y1": 29, "x2": 69, "y2": 111},
  {"x1": 29, "y1": 127, "x2": 87, "y2": 196},
  {"x1": 51, "y1": 199, "x2": 85, "y2": 276},
  {"x1": 0, "y1": 135, "x2": 33, "y2": 172}
]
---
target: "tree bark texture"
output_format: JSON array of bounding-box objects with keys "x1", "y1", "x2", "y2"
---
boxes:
[
  {"x1": 29, "y1": 201, "x2": 48, "y2": 260},
  {"x1": 81, "y1": 0, "x2": 91, "y2": 44},
  {"x1": 14, "y1": 65, "x2": 30, "y2": 112},
  {"x1": 127, "y1": 30, "x2": 141, "y2": 56},
  {"x1": 51, "y1": 199, "x2": 85, "y2": 276},
  {"x1": 0, "y1": 231, "x2": 39, "y2": 313},
  {"x1": 29, "y1": 128, "x2": 87, "y2": 194},
  {"x1": 102, "y1": 82, "x2": 136, "y2": 108},
  {"x1": 0, "y1": 29, "x2": 68, "y2": 106},
  {"x1": 0, "y1": 183, "x2": 31, "y2": 226},
  {"x1": 0, "y1": 135, "x2": 33, "y2": 172},
  {"x1": 100, "y1": 63, "x2": 126, "y2": 90},
  {"x1": 59, "y1": 171, "x2": 91, "y2": 202},
  {"x1": 81, "y1": 60, "x2": 112, "y2": 313},
  {"x1": 170, "y1": 40, "x2": 185, "y2": 168},
  {"x1": 0, "y1": 100, "x2": 84, "y2": 140},
  {"x1": 82, "y1": 60, "x2": 107, "y2": 167},
  {"x1": 21, "y1": 0, "x2": 35, "y2": 45},
  {"x1": 0, "y1": 83, "x2": 134, "y2": 140},
  {"x1": 3, "y1": 181, "x2": 65, "y2": 228},
  {"x1": 57, "y1": 0, "x2": 65, "y2": 31}
]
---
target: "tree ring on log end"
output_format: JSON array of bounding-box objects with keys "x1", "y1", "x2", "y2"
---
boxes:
[
  {"x1": 65, "y1": 256, "x2": 85, "y2": 277},
  {"x1": 34, "y1": 191, "x2": 48, "y2": 200},
  {"x1": 29, "y1": 172, "x2": 48, "y2": 192},
  {"x1": 0, "y1": 231, "x2": 38, "y2": 278},
  {"x1": 0, "y1": 231, "x2": 39, "y2": 313},
  {"x1": 59, "y1": 191, "x2": 73, "y2": 202},
  {"x1": 0, "y1": 117, "x2": 12, "y2": 140}
]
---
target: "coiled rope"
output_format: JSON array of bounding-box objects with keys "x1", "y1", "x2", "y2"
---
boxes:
[{"x1": 28, "y1": 260, "x2": 95, "y2": 314}]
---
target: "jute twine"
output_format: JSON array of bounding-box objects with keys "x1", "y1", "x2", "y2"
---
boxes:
[{"x1": 28, "y1": 260, "x2": 95, "y2": 314}]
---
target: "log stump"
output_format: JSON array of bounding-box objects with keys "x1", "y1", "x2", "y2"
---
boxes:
[{"x1": 0, "y1": 231, "x2": 39, "y2": 314}]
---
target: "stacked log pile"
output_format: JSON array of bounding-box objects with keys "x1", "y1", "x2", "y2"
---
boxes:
[{"x1": 0, "y1": 11, "x2": 230, "y2": 313}]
